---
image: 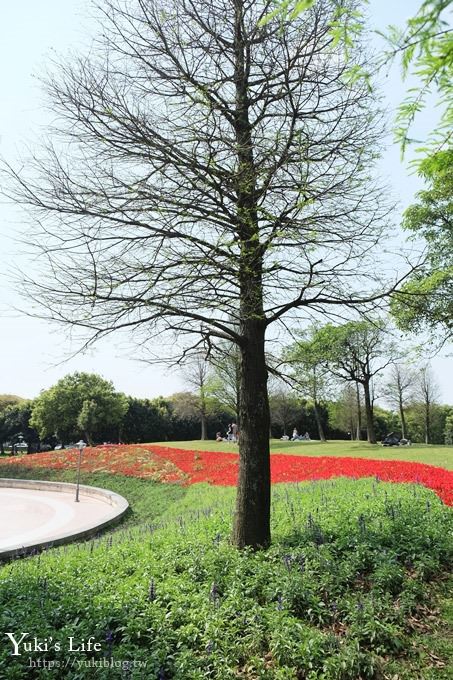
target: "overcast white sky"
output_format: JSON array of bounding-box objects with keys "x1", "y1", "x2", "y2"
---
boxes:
[{"x1": 0, "y1": 0, "x2": 451, "y2": 403}]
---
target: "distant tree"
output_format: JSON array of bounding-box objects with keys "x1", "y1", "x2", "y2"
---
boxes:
[
  {"x1": 31, "y1": 373, "x2": 128, "y2": 445},
  {"x1": 444, "y1": 409, "x2": 453, "y2": 446},
  {"x1": 391, "y1": 150, "x2": 453, "y2": 345},
  {"x1": 414, "y1": 364, "x2": 441, "y2": 444},
  {"x1": 285, "y1": 329, "x2": 334, "y2": 441},
  {"x1": 1, "y1": 402, "x2": 39, "y2": 454},
  {"x1": 327, "y1": 384, "x2": 361, "y2": 440},
  {"x1": 122, "y1": 396, "x2": 172, "y2": 443},
  {"x1": 312, "y1": 320, "x2": 396, "y2": 444},
  {"x1": 208, "y1": 345, "x2": 241, "y2": 427},
  {"x1": 181, "y1": 356, "x2": 213, "y2": 440},
  {"x1": 372, "y1": 405, "x2": 400, "y2": 441},
  {"x1": 0, "y1": 395, "x2": 24, "y2": 454},
  {"x1": 269, "y1": 389, "x2": 300, "y2": 437},
  {"x1": 444, "y1": 408, "x2": 453, "y2": 445},
  {"x1": 0, "y1": 394, "x2": 24, "y2": 409},
  {"x1": 405, "y1": 401, "x2": 448, "y2": 444},
  {"x1": 383, "y1": 363, "x2": 417, "y2": 439}
]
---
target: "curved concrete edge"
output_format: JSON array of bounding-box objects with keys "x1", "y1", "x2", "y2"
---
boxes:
[{"x1": 0, "y1": 478, "x2": 129, "y2": 561}]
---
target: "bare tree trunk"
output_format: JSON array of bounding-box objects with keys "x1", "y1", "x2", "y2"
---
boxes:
[
  {"x1": 235, "y1": 363, "x2": 241, "y2": 429},
  {"x1": 355, "y1": 383, "x2": 362, "y2": 440},
  {"x1": 200, "y1": 412, "x2": 207, "y2": 441},
  {"x1": 232, "y1": 0, "x2": 270, "y2": 549},
  {"x1": 424, "y1": 404, "x2": 430, "y2": 444},
  {"x1": 234, "y1": 321, "x2": 271, "y2": 549},
  {"x1": 363, "y1": 381, "x2": 376, "y2": 444},
  {"x1": 399, "y1": 397, "x2": 407, "y2": 439},
  {"x1": 313, "y1": 402, "x2": 326, "y2": 441}
]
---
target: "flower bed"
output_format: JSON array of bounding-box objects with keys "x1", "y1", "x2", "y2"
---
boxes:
[
  {"x1": 1, "y1": 444, "x2": 451, "y2": 506},
  {"x1": 0, "y1": 445, "x2": 187, "y2": 484}
]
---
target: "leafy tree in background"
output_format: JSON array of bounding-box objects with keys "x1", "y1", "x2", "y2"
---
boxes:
[
  {"x1": 327, "y1": 384, "x2": 361, "y2": 440},
  {"x1": 169, "y1": 391, "x2": 208, "y2": 437},
  {"x1": 311, "y1": 321, "x2": 396, "y2": 443},
  {"x1": 268, "y1": 389, "x2": 300, "y2": 437},
  {"x1": 0, "y1": 395, "x2": 24, "y2": 454},
  {"x1": 31, "y1": 373, "x2": 128, "y2": 445},
  {"x1": 285, "y1": 330, "x2": 333, "y2": 441},
  {"x1": 405, "y1": 400, "x2": 448, "y2": 443},
  {"x1": 391, "y1": 149, "x2": 453, "y2": 344},
  {"x1": 3, "y1": 0, "x2": 401, "y2": 549},
  {"x1": 444, "y1": 408, "x2": 453, "y2": 444},
  {"x1": 122, "y1": 397, "x2": 173, "y2": 443},
  {"x1": 0, "y1": 401, "x2": 39, "y2": 454}
]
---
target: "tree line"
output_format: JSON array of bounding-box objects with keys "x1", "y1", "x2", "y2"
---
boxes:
[{"x1": 1, "y1": 353, "x2": 451, "y2": 454}]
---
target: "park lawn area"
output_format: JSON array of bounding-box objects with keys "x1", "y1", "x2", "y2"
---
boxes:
[
  {"x1": 154, "y1": 439, "x2": 453, "y2": 470},
  {"x1": 0, "y1": 446, "x2": 451, "y2": 677},
  {"x1": 0, "y1": 475, "x2": 452, "y2": 679}
]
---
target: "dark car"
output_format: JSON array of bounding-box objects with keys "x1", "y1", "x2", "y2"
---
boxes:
[{"x1": 382, "y1": 432, "x2": 400, "y2": 447}]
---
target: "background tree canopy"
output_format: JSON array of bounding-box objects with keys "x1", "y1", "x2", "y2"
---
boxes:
[{"x1": 30, "y1": 372, "x2": 128, "y2": 445}]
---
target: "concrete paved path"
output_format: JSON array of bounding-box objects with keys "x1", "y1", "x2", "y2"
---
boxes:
[{"x1": 0, "y1": 481, "x2": 128, "y2": 558}]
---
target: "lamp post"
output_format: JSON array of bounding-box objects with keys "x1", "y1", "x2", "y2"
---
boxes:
[
  {"x1": 13, "y1": 433, "x2": 26, "y2": 456},
  {"x1": 75, "y1": 440, "x2": 86, "y2": 503}
]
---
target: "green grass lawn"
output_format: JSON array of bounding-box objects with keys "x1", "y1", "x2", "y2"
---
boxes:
[{"x1": 153, "y1": 439, "x2": 453, "y2": 469}]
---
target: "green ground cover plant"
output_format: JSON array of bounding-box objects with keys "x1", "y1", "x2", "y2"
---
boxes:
[{"x1": 0, "y1": 477, "x2": 451, "y2": 679}]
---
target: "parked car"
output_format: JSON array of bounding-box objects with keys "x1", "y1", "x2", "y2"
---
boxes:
[{"x1": 382, "y1": 433, "x2": 400, "y2": 447}]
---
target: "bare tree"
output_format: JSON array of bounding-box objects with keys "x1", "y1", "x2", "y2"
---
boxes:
[
  {"x1": 268, "y1": 387, "x2": 300, "y2": 438},
  {"x1": 180, "y1": 354, "x2": 212, "y2": 439},
  {"x1": 284, "y1": 327, "x2": 334, "y2": 441},
  {"x1": 208, "y1": 343, "x2": 241, "y2": 426},
  {"x1": 2, "y1": 0, "x2": 404, "y2": 548},
  {"x1": 328, "y1": 383, "x2": 360, "y2": 440},
  {"x1": 383, "y1": 363, "x2": 416, "y2": 439},
  {"x1": 415, "y1": 364, "x2": 440, "y2": 444}
]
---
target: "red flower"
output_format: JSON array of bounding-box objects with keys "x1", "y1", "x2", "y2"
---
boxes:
[{"x1": 1, "y1": 445, "x2": 451, "y2": 506}]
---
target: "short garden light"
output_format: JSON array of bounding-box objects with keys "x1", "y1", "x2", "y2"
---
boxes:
[{"x1": 75, "y1": 440, "x2": 86, "y2": 502}]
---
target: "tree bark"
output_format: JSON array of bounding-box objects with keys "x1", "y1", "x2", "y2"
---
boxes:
[
  {"x1": 231, "y1": 0, "x2": 270, "y2": 549},
  {"x1": 363, "y1": 381, "x2": 376, "y2": 444},
  {"x1": 424, "y1": 404, "x2": 430, "y2": 444},
  {"x1": 200, "y1": 412, "x2": 207, "y2": 441},
  {"x1": 398, "y1": 397, "x2": 406, "y2": 439},
  {"x1": 233, "y1": 321, "x2": 271, "y2": 549},
  {"x1": 355, "y1": 382, "x2": 362, "y2": 440},
  {"x1": 313, "y1": 402, "x2": 326, "y2": 441}
]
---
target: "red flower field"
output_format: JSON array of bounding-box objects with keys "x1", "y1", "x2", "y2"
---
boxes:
[{"x1": 1, "y1": 444, "x2": 452, "y2": 506}]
